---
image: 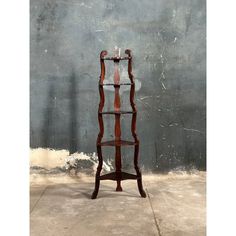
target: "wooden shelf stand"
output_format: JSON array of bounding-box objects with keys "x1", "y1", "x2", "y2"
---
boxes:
[{"x1": 91, "y1": 49, "x2": 146, "y2": 199}]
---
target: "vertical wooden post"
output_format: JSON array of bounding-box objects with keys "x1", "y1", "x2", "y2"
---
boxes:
[{"x1": 114, "y1": 60, "x2": 122, "y2": 191}]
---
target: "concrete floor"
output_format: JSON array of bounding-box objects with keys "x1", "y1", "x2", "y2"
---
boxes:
[{"x1": 30, "y1": 172, "x2": 206, "y2": 236}]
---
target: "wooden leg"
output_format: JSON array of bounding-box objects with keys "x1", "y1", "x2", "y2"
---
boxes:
[
  {"x1": 115, "y1": 146, "x2": 123, "y2": 191},
  {"x1": 134, "y1": 145, "x2": 146, "y2": 198},
  {"x1": 91, "y1": 146, "x2": 103, "y2": 199}
]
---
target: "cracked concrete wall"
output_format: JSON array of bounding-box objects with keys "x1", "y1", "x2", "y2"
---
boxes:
[{"x1": 30, "y1": 0, "x2": 206, "y2": 171}]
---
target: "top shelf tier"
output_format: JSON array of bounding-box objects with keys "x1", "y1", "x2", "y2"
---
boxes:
[{"x1": 102, "y1": 56, "x2": 131, "y2": 61}]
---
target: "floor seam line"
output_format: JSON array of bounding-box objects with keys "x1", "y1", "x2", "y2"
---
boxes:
[
  {"x1": 30, "y1": 186, "x2": 48, "y2": 214},
  {"x1": 146, "y1": 188, "x2": 162, "y2": 236}
]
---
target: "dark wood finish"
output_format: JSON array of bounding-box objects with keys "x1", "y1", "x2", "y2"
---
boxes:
[
  {"x1": 103, "y1": 56, "x2": 131, "y2": 60},
  {"x1": 91, "y1": 49, "x2": 146, "y2": 199},
  {"x1": 98, "y1": 139, "x2": 137, "y2": 146},
  {"x1": 99, "y1": 172, "x2": 138, "y2": 181},
  {"x1": 99, "y1": 83, "x2": 133, "y2": 86},
  {"x1": 99, "y1": 111, "x2": 135, "y2": 115}
]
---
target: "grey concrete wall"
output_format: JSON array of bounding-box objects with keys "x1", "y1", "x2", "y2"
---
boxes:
[{"x1": 30, "y1": 0, "x2": 206, "y2": 171}]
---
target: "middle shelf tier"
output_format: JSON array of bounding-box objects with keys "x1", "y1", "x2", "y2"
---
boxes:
[
  {"x1": 97, "y1": 139, "x2": 138, "y2": 146},
  {"x1": 99, "y1": 110, "x2": 136, "y2": 115},
  {"x1": 99, "y1": 82, "x2": 134, "y2": 86}
]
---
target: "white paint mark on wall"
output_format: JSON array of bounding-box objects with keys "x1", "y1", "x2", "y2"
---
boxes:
[
  {"x1": 159, "y1": 46, "x2": 168, "y2": 90},
  {"x1": 183, "y1": 128, "x2": 203, "y2": 134},
  {"x1": 98, "y1": 38, "x2": 104, "y2": 43},
  {"x1": 65, "y1": 152, "x2": 113, "y2": 172},
  {"x1": 139, "y1": 95, "x2": 160, "y2": 100},
  {"x1": 137, "y1": 98, "x2": 151, "y2": 108},
  {"x1": 30, "y1": 148, "x2": 113, "y2": 173},
  {"x1": 30, "y1": 148, "x2": 69, "y2": 169},
  {"x1": 172, "y1": 10, "x2": 176, "y2": 18},
  {"x1": 161, "y1": 81, "x2": 166, "y2": 90},
  {"x1": 80, "y1": 2, "x2": 92, "y2": 8}
]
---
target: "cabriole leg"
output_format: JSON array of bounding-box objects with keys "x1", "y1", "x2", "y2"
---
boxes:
[
  {"x1": 91, "y1": 146, "x2": 103, "y2": 199},
  {"x1": 134, "y1": 145, "x2": 146, "y2": 198}
]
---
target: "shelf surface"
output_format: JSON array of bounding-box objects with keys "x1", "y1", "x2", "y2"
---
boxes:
[
  {"x1": 99, "y1": 110, "x2": 135, "y2": 115},
  {"x1": 99, "y1": 82, "x2": 133, "y2": 86},
  {"x1": 98, "y1": 139, "x2": 137, "y2": 146},
  {"x1": 103, "y1": 56, "x2": 131, "y2": 61},
  {"x1": 99, "y1": 171, "x2": 138, "y2": 181}
]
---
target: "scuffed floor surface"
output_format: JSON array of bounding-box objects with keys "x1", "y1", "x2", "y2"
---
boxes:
[{"x1": 30, "y1": 172, "x2": 206, "y2": 236}]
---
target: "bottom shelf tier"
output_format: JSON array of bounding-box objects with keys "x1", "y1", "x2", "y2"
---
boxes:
[{"x1": 99, "y1": 171, "x2": 139, "y2": 181}]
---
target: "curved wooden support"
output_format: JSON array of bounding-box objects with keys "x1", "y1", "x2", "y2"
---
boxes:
[
  {"x1": 125, "y1": 49, "x2": 139, "y2": 143},
  {"x1": 126, "y1": 49, "x2": 146, "y2": 198},
  {"x1": 92, "y1": 51, "x2": 107, "y2": 199},
  {"x1": 125, "y1": 49, "x2": 134, "y2": 83},
  {"x1": 100, "y1": 50, "x2": 108, "y2": 60},
  {"x1": 97, "y1": 51, "x2": 107, "y2": 144},
  {"x1": 99, "y1": 50, "x2": 107, "y2": 82}
]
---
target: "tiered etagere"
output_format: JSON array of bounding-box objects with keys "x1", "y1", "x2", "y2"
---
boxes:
[{"x1": 91, "y1": 49, "x2": 146, "y2": 199}]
